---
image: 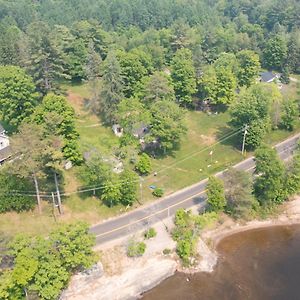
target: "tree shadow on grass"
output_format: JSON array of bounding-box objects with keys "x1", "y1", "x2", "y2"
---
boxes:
[{"x1": 215, "y1": 125, "x2": 242, "y2": 150}]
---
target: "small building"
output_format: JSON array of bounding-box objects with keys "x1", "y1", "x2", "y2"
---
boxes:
[
  {"x1": 0, "y1": 124, "x2": 11, "y2": 164},
  {"x1": 132, "y1": 124, "x2": 149, "y2": 139},
  {"x1": 112, "y1": 124, "x2": 123, "y2": 137},
  {"x1": 260, "y1": 71, "x2": 280, "y2": 83}
]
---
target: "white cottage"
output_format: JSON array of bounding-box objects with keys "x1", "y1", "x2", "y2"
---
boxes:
[{"x1": 0, "y1": 124, "x2": 11, "y2": 164}]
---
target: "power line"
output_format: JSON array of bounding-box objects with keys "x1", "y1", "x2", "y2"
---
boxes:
[{"x1": 1, "y1": 126, "x2": 244, "y2": 197}]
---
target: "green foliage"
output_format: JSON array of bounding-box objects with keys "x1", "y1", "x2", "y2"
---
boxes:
[
  {"x1": 285, "y1": 146, "x2": 300, "y2": 196},
  {"x1": 135, "y1": 153, "x2": 151, "y2": 175},
  {"x1": 0, "y1": 222, "x2": 96, "y2": 300},
  {"x1": 127, "y1": 240, "x2": 146, "y2": 257},
  {"x1": 0, "y1": 66, "x2": 38, "y2": 130},
  {"x1": 152, "y1": 187, "x2": 164, "y2": 198},
  {"x1": 254, "y1": 145, "x2": 287, "y2": 205},
  {"x1": 230, "y1": 84, "x2": 273, "y2": 150},
  {"x1": 117, "y1": 50, "x2": 149, "y2": 98},
  {"x1": 172, "y1": 209, "x2": 199, "y2": 265},
  {"x1": 119, "y1": 170, "x2": 138, "y2": 206},
  {"x1": 138, "y1": 71, "x2": 175, "y2": 105},
  {"x1": 82, "y1": 154, "x2": 138, "y2": 207},
  {"x1": 26, "y1": 21, "x2": 69, "y2": 94},
  {"x1": 101, "y1": 178, "x2": 122, "y2": 207},
  {"x1": 280, "y1": 99, "x2": 298, "y2": 131},
  {"x1": 194, "y1": 212, "x2": 218, "y2": 228},
  {"x1": 81, "y1": 153, "x2": 112, "y2": 187},
  {"x1": 206, "y1": 176, "x2": 226, "y2": 212},
  {"x1": 33, "y1": 93, "x2": 82, "y2": 164},
  {"x1": 117, "y1": 98, "x2": 151, "y2": 135},
  {"x1": 224, "y1": 168, "x2": 256, "y2": 219},
  {"x1": 99, "y1": 52, "x2": 124, "y2": 124},
  {"x1": 144, "y1": 228, "x2": 157, "y2": 239},
  {"x1": 0, "y1": 170, "x2": 35, "y2": 213},
  {"x1": 149, "y1": 100, "x2": 186, "y2": 154},
  {"x1": 163, "y1": 248, "x2": 171, "y2": 255},
  {"x1": 263, "y1": 36, "x2": 287, "y2": 70},
  {"x1": 199, "y1": 65, "x2": 236, "y2": 106},
  {"x1": 49, "y1": 222, "x2": 96, "y2": 271},
  {"x1": 171, "y1": 48, "x2": 196, "y2": 106},
  {"x1": 236, "y1": 50, "x2": 260, "y2": 87}
]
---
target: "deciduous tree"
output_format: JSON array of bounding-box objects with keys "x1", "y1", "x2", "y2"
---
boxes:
[
  {"x1": 0, "y1": 66, "x2": 38, "y2": 130},
  {"x1": 171, "y1": 48, "x2": 196, "y2": 106},
  {"x1": 206, "y1": 176, "x2": 226, "y2": 212},
  {"x1": 254, "y1": 145, "x2": 286, "y2": 205}
]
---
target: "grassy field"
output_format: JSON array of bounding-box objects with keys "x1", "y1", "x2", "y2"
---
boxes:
[{"x1": 1, "y1": 77, "x2": 299, "y2": 238}]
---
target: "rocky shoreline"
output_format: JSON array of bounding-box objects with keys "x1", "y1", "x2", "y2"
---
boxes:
[{"x1": 62, "y1": 197, "x2": 300, "y2": 300}]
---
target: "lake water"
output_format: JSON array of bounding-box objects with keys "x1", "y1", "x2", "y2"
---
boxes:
[{"x1": 143, "y1": 225, "x2": 300, "y2": 300}]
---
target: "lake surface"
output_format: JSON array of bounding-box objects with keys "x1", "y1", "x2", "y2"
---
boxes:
[{"x1": 143, "y1": 225, "x2": 300, "y2": 300}]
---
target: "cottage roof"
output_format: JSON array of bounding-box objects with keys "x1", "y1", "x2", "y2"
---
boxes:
[
  {"x1": 0, "y1": 123, "x2": 5, "y2": 134},
  {"x1": 261, "y1": 71, "x2": 277, "y2": 82},
  {"x1": 0, "y1": 145, "x2": 11, "y2": 162}
]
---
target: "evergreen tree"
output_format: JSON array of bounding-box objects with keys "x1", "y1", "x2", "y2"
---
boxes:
[
  {"x1": 26, "y1": 21, "x2": 68, "y2": 94},
  {"x1": 224, "y1": 168, "x2": 255, "y2": 219},
  {"x1": 99, "y1": 52, "x2": 124, "y2": 124},
  {"x1": 85, "y1": 40, "x2": 102, "y2": 112}
]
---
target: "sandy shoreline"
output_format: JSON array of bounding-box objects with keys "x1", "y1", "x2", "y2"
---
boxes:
[{"x1": 62, "y1": 197, "x2": 300, "y2": 300}]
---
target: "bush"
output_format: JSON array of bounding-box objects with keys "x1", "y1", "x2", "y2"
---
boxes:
[
  {"x1": 144, "y1": 228, "x2": 157, "y2": 239},
  {"x1": 135, "y1": 153, "x2": 151, "y2": 175},
  {"x1": 195, "y1": 212, "x2": 218, "y2": 228},
  {"x1": 163, "y1": 248, "x2": 171, "y2": 255},
  {"x1": 0, "y1": 172, "x2": 35, "y2": 213},
  {"x1": 127, "y1": 240, "x2": 146, "y2": 257},
  {"x1": 152, "y1": 187, "x2": 164, "y2": 197}
]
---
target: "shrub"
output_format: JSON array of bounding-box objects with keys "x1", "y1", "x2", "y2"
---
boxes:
[
  {"x1": 163, "y1": 248, "x2": 171, "y2": 255},
  {"x1": 144, "y1": 228, "x2": 157, "y2": 239},
  {"x1": 152, "y1": 187, "x2": 164, "y2": 197},
  {"x1": 135, "y1": 153, "x2": 151, "y2": 175},
  {"x1": 195, "y1": 212, "x2": 218, "y2": 229},
  {"x1": 127, "y1": 240, "x2": 146, "y2": 257}
]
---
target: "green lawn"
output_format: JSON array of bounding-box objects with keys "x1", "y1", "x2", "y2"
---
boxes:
[
  {"x1": 140, "y1": 110, "x2": 243, "y2": 200},
  {"x1": 1, "y1": 78, "x2": 299, "y2": 238}
]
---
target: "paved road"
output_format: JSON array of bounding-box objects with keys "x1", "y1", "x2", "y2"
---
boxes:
[{"x1": 90, "y1": 133, "x2": 300, "y2": 244}]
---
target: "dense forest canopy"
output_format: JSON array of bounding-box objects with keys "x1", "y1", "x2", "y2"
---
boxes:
[{"x1": 0, "y1": 0, "x2": 299, "y2": 31}]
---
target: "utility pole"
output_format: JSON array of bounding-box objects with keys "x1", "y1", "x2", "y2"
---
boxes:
[
  {"x1": 242, "y1": 124, "x2": 249, "y2": 155},
  {"x1": 33, "y1": 174, "x2": 42, "y2": 214},
  {"x1": 54, "y1": 172, "x2": 63, "y2": 214}
]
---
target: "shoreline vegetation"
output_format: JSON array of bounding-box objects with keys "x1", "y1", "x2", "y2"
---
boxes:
[{"x1": 62, "y1": 197, "x2": 300, "y2": 300}]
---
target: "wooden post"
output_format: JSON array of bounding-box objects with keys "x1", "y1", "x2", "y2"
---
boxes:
[
  {"x1": 54, "y1": 172, "x2": 63, "y2": 214},
  {"x1": 33, "y1": 174, "x2": 42, "y2": 214}
]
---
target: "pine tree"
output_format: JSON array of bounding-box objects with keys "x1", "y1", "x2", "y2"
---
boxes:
[
  {"x1": 85, "y1": 40, "x2": 102, "y2": 112},
  {"x1": 100, "y1": 52, "x2": 124, "y2": 124},
  {"x1": 26, "y1": 22, "x2": 69, "y2": 94}
]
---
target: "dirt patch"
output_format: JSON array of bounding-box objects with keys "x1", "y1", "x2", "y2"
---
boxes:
[
  {"x1": 200, "y1": 134, "x2": 216, "y2": 145},
  {"x1": 67, "y1": 92, "x2": 85, "y2": 115},
  {"x1": 99, "y1": 246, "x2": 126, "y2": 276}
]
